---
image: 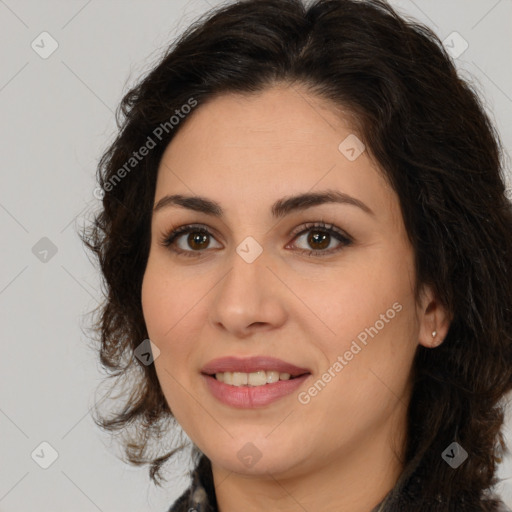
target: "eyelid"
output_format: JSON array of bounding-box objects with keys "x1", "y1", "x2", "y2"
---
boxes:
[
  {"x1": 288, "y1": 221, "x2": 352, "y2": 242},
  {"x1": 159, "y1": 220, "x2": 353, "y2": 257},
  {"x1": 159, "y1": 223, "x2": 222, "y2": 249}
]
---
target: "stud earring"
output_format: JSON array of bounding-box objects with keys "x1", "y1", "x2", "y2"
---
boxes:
[{"x1": 431, "y1": 330, "x2": 441, "y2": 347}]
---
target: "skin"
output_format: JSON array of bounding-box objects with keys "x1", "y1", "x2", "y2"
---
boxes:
[{"x1": 141, "y1": 83, "x2": 451, "y2": 512}]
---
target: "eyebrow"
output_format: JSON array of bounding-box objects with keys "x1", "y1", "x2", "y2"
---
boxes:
[{"x1": 153, "y1": 189, "x2": 374, "y2": 218}]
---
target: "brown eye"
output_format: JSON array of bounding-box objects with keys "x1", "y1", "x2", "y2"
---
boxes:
[
  {"x1": 186, "y1": 231, "x2": 210, "y2": 250},
  {"x1": 290, "y1": 222, "x2": 353, "y2": 256},
  {"x1": 161, "y1": 221, "x2": 353, "y2": 258},
  {"x1": 306, "y1": 230, "x2": 331, "y2": 250},
  {"x1": 161, "y1": 225, "x2": 221, "y2": 257}
]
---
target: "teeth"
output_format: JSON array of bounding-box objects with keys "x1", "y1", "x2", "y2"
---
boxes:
[
  {"x1": 248, "y1": 370, "x2": 267, "y2": 386},
  {"x1": 266, "y1": 370, "x2": 280, "y2": 383},
  {"x1": 232, "y1": 372, "x2": 248, "y2": 386},
  {"x1": 213, "y1": 370, "x2": 295, "y2": 386}
]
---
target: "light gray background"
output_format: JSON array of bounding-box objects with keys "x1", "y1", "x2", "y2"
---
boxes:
[{"x1": 1, "y1": 0, "x2": 511, "y2": 511}]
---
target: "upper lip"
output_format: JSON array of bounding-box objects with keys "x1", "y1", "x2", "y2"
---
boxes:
[{"x1": 201, "y1": 356, "x2": 311, "y2": 376}]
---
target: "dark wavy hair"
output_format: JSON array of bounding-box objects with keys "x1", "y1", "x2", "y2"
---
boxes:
[{"x1": 80, "y1": 0, "x2": 512, "y2": 505}]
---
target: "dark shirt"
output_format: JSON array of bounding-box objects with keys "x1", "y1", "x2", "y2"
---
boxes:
[{"x1": 167, "y1": 452, "x2": 511, "y2": 512}]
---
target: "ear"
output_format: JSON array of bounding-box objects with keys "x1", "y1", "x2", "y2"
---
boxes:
[{"x1": 417, "y1": 284, "x2": 452, "y2": 348}]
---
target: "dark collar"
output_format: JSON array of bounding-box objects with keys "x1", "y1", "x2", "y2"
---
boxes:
[{"x1": 168, "y1": 451, "x2": 510, "y2": 512}]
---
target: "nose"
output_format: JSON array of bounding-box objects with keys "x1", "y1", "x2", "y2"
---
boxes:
[{"x1": 208, "y1": 245, "x2": 287, "y2": 338}]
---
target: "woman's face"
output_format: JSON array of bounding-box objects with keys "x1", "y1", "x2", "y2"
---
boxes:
[{"x1": 141, "y1": 84, "x2": 443, "y2": 479}]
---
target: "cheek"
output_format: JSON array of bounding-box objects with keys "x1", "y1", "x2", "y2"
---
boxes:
[
  {"x1": 141, "y1": 269, "x2": 168, "y2": 339},
  {"x1": 306, "y1": 247, "x2": 418, "y2": 402},
  {"x1": 141, "y1": 258, "x2": 194, "y2": 342},
  {"x1": 312, "y1": 256, "x2": 412, "y2": 338},
  {"x1": 141, "y1": 261, "x2": 205, "y2": 379},
  {"x1": 141, "y1": 266, "x2": 198, "y2": 422}
]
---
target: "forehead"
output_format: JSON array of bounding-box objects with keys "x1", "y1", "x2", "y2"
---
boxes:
[{"x1": 154, "y1": 85, "x2": 400, "y2": 227}]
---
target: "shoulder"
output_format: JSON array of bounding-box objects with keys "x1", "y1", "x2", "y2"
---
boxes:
[
  {"x1": 380, "y1": 489, "x2": 510, "y2": 512},
  {"x1": 167, "y1": 452, "x2": 511, "y2": 512},
  {"x1": 378, "y1": 455, "x2": 511, "y2": 512},
  {"x1": 166, "y1": 487, "x2": 191, "y2": 512},
  {"x1": 167, "y1": 485, "x2": 213, "y2": 512},
  {"x1": 166, "y1": 454, "x2": 216, "y2": 512}
]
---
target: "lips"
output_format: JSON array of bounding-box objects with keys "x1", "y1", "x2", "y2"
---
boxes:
[{"x1": 201, "y1": 356, "x2": 310, "y2": 377}]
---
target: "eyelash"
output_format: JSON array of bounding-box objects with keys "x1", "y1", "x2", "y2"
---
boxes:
[{"x1": 159, "y1": 221, "x2": 353, "y2": 258}]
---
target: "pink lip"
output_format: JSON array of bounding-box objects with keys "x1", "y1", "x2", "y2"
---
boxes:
[
  {"x1": 201, "y1": 356, "x2": 310, "y2": 376},
  {"x1": 202, "y1": 373, "x2": 311, "y2": 408},
  {"x1": 200, "y1": 356, "x2": 311, "y2": 408}
]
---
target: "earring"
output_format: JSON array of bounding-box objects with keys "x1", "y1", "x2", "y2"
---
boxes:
[
  {"x1": 432, "y1": 330, "x2": 437, "y2": 338},
  {"x1": 431, "y1": 330, "x2": 441, "y2": 347}
]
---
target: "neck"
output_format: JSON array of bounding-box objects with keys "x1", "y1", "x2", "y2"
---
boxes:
[{"x1": 211, "y1": 415, "x2": 407, "y2": 512}]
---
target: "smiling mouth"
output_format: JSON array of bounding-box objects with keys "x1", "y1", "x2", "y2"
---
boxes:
[{"x1": 205, "y1": 370, "x2": 310, "y2": 387}]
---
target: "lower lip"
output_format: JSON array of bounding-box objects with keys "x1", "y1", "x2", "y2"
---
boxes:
[{"x1": 202, "y1": 373, "x2": 310, "y2": 408}]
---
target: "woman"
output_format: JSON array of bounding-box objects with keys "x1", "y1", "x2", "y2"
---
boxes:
[{"x1": 81, "y1": 0, "x2": 512, "y2": 510}]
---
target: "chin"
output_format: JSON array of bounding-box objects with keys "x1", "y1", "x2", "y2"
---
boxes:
[{"x1": 205, "y1": 438, "x2": 306, "y2": 477}]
